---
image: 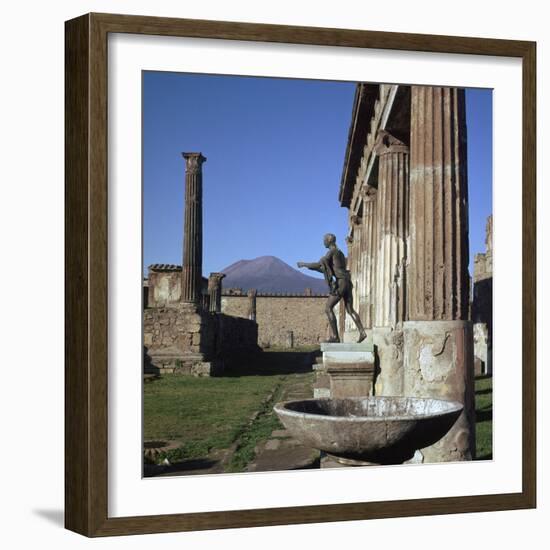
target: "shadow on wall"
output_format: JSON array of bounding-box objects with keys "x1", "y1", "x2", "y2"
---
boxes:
[{"x1": 223, "y1": 349, "x2": 318, "y2": 377}]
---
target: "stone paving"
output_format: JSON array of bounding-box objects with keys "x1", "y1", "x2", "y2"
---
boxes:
[{"x1": 246, "y1": 373, "x2": 320, "y2": 472}]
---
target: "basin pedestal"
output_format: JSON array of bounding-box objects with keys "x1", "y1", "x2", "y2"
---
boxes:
[
  {"x1": 321, "y1": 454, "x2": 378, "y2": 467},
  {"x1": 321, "y1": 342, "x2": 376, "y2": 398}
]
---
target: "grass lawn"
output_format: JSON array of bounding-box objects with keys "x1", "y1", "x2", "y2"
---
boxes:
[
  {"x1": 475, "y1": 375, "x2": 493, "y2": 460},
  {"x1": 143, "y1": 350, "x2": 315, "y2": 465},
  {"x1": 144, "y1": 374, "x2": 283, "y2": 455}
]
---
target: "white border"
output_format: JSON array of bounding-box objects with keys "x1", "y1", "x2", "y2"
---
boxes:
[{"x1": 108, "y1": 33, "x2": 522, "y2": 517}]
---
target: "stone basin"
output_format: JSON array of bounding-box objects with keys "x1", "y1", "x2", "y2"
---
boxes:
[{"x1": 273, "y1": 397, "x2": 463, "y2": 465}]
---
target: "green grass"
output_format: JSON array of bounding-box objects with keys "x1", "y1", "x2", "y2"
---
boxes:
[
  {"x1": 144, "y1": 373, "x2": 283, "y2": 451},
  {"x1": 475, "y1": 375, "x2": 493, "y2": 460},
  {"x1": 144, "y1": 349, "x2": 317, "y2": 466}
]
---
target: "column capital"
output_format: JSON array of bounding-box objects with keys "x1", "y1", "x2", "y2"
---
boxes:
[
  {"x1": 374, "y1": 130, "x2": 409, "y2": 156},
  {"x1": 182, "y1": 152, "x2": 207, "y2": 173},
  {"x1": 360, "y1": 184, "x2": 377, "y2": 202},
  {"x1": 208, "y1": 272, "x2": 226, "y2": 289}
]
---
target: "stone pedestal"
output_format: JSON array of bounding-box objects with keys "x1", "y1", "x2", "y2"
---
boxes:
[
  {"x1": 321, "y1": 342, "x2": 375, "y2": 398},
  {"x1": 403, "y1": 320, "x2": 475, "y2": 462}
]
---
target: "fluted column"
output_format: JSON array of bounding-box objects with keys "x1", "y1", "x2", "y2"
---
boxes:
[
  {"x1": 404, "y1": 87, "x2": 474, "y2": 463},
  {"x1": 344, "y1": 223, "x2": 361, "y2": 337},
  {"x1": 374, "y1": 131, "x2": 409, "y2": 328},
  {"x1": 362, "y1": 187, "x2": 378, "y2": 329},
  {"x1": 208, "y1": 272, "x2": 226, "y2": 314},
  {"x1": 408, "y1": 87, "x2": 469, "y2": 321},
  {"x1": 181, "y1": 152, "x2": 206, "y2": 304}
]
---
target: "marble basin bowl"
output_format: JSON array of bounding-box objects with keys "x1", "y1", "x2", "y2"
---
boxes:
[{"x1": 273, "y1": 397, "x2": 463, "y2": 464}]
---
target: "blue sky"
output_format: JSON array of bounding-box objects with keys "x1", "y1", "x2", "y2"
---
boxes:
[{"x1": 143, "y1": 73, "x2": 492, "y2": 278}]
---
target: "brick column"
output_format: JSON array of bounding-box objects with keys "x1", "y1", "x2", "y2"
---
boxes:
[{"x1": 181, "y1": 152, "x2": 206, "y2": 304}]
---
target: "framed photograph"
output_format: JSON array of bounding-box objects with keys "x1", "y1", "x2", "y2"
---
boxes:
[{"x1": 65, "y1": 12, "x2": 536, "y2": 537}]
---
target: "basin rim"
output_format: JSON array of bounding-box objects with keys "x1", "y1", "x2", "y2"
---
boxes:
[{"x1": 274, "y1": 397, "x2": 464, "y2": 423}]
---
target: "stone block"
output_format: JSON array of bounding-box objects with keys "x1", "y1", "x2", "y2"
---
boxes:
[
  {"x1": 326, "y1": 363, "x2": 376, "y2": 398},
  {"x1": 373, "y1": 327, "x2": 404, "y2": 397},
  {"x1": 321, "y1": 342, "x2": 374, "y2": 353},
  {"x1": 313, "y1": 387, "x2": 331, "y2": 399},
  {"x1": 403, "y1": 320, "x2": 475, "y2": 462},
  {"x1": 321, "y1": 342, "x2": 375, "y2": 398}
]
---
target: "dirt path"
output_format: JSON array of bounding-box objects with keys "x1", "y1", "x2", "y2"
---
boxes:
[{"x1": 246, "y1": 371, "x2": 320, "y2": 472}]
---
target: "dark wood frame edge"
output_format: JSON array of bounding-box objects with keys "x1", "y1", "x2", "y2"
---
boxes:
[{"x1": 65, "y1": 12, "x2": 537, "y2": 538}]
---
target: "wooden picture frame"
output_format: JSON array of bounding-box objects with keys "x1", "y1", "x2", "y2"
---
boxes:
[{"x1": 65, "y1": 12, "x2": 536, "y2": 537}]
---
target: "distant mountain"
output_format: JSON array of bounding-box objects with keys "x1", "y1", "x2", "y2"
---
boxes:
[{"x1": 220, "y1": 256, "x2": 328, "y2": 294}]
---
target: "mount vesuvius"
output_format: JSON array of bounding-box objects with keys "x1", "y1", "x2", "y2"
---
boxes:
[{"x1": 220, "y1": 256, "x2": 328, "y2": 294}]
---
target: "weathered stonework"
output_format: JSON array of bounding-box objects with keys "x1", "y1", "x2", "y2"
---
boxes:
[
  {"x1": 143, "y1": 303, "x2": 219, "y2": 375},
  {"x1": 181, "y1": 152, "x2": 206, "y2": 304},
  {"x1": 403, "y1": 320, "x2": 475, "y2": 462},
  {"x1": 247, "y1": 288, "x2": 257, "y2": 321},
  {"x1": 338, "y1": 83, "x2": 477, "y2": 462},
  {"x1": 221, "y1": 293, "x2": 329, "y2": 348},
  {"x1": 147, "y1": 265, "x2": 183, "y2": 307},
  {"x1": 472, "y1": 215, "x2": 493, "y2": 375},
  {"x1": 143, "y1": 152, "x2": 262, "y2": 376},
  {"x1": 321, "y1": 342, "x2": 376, "y2": 398},
  {"x1": 143, "y1": 305, "x2": 259, "y2": 375},
  {"x1": 374, "y1": 131, "x2": 409, "y2": 328},
  {"x1": 208, "y1": 272, "x2": 225, "y2": 314},
  {"x1": 372, "y1": 327, "x2": 404, "y2": 397},
  {"x1": 147, "y1": 266, "x2": 210, "y2": 306},
  {"x1": 408, "y1": 86, "x2": 469, "y2": 322}
]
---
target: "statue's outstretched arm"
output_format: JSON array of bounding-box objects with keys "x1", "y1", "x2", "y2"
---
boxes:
[{"x1": 297, "y1": 261, "x2": 324, "y2": 273}]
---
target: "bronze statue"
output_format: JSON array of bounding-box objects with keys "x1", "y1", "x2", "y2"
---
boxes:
[{"x1": 298, "y1": 233, "x2": 367, "y2": 343}]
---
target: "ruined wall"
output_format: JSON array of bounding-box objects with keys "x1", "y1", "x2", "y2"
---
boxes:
[
  {"x1": 143, "y1": 305, "x2": 258, "y2": 374},
  {"x1": 147, "y1": 268, "x2": 181, "y2": 307},
  {"x1": 472, "y1": 215, "x2": 493, "y2": 375},
  {"x1": 217, "y1": 314, "x2": 260, "y2": 356},
  {"x1": 146, "y1": 265, "x2": 209, "y2": 308},
  {"x1": 143, "y1": 304, "x2": 217, "y2": 374},
  {"x1": 221, "y1": 294, "x2": 328, "y2": 348}
]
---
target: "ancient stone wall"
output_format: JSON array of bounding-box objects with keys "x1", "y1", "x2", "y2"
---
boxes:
[
  {"x1": 143, "y1": 304, "x2": 217, "y2": 374},
  {"x1": 143, "y1": 305, "x2": 258, "y2": 374},
  {"x1": 472, "y1": 215, "x2": 493, "y2": 375},
  {"x1": 217, "y1": 314, "x2": 260, "y2": 356},
  {"x1": 221, "y1": 294, "x2": 328, "y2": 348}
]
